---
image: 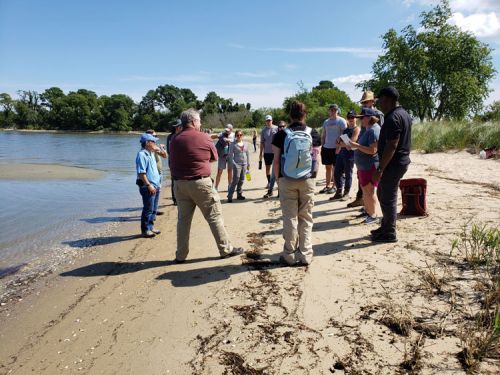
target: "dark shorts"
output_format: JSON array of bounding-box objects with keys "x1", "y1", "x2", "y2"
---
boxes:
[
  {"x1": 263, "y1": 153, "x2": 274, "y2": 166},
  {"x1": 321, "y1": 147, "x2": 337, "y2": 166},
  {"x1": 358, "y1": 166, "x2": 379, "y2": 187}
]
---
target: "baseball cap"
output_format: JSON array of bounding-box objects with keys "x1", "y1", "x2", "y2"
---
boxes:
[
  {"x1": 346, "y1": 110, "x2": 356, "y2": 118},
  {"x1": 172, "y1": 119, "x2": 182, "y2": 128},
  {"x1": 265, "y1": 115, "x2": 273, "y2": 121},
  {"x1": 225, "y1": 124, "x2": 233, "y2": 132},
  {"x1": 328, "y1": 104, "x2": 341, "y2": 114},
  {"x1": 140, "y1": 133, "x2": 159, "y2": 143},
  {"x1": 356, "y1": 107, "x2": 380, "y2": 118},
  {"x1": 376, "y1": 86, "x2": 399, "y2": 100}
]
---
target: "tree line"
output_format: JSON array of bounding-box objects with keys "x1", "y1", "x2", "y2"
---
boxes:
[{"x1": 0, "y1": 1, "x2": 497, "y2": 132}]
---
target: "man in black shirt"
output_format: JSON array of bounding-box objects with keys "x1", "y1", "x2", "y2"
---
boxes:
[{"x1": 372, "y1": 87, "x2": 412, "y2": 243}]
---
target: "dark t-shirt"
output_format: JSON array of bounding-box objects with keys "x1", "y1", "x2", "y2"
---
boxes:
[
  {"x1": 170, "y1": 127, "x2": 217, "y2": 179},
  {"x1": 271, "y1": 122, "x2": 321, "y2": 178},
  {"x1": 378, "y1": 106, "x2": 412, "y2": 167}
]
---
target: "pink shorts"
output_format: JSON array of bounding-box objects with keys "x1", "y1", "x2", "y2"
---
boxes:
[{"x1": 358, "y1": 166, "x2": 379, "y2": 187}]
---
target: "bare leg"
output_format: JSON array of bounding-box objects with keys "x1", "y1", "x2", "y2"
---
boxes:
[
  {"x1": 215, "y1": 169, "x2": 223, "y2": 190},
  {"x1": 325, "y1": 165, "x2": 333, "y2": 188},
  {"x1": 361, "y1": 183, "x2": 376, "y2": 216}
]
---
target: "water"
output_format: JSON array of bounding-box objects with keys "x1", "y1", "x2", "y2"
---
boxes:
[{"x1": 0, "y1": 131, "x2": 166, "y2": 277}]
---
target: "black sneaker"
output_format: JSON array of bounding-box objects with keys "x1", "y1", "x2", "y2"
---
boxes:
[
  {"x1": 319, "y1": 187, "x2": 331, "y2": 194},
  {"x1": 237, "y1": 195, "x2": 246, "y2": 200},
  {"x1": 371, "y1": 232, "x2": 398, "y2": 243},
  {"x1": 227, "y1": 198, "x2": 233, "y2": 203},
  {"x1": 263, "y1": 191, "x2": 273, "y2": 199},
  {"x1": 174, "y1": 258, "x2": 185, "y2": 264},
  {"x1": 329, "y1": 191, "x2": 343, "y2": 200}
]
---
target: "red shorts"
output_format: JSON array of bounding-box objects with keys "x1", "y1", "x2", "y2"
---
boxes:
[{"x1": 357, "y1": 166, "x2": 379, "y2": 187}]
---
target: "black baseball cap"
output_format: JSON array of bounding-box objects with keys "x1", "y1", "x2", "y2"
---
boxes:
[
  {"x1": 376, "y1": 86, "x2": 399, "y2": 100},
  {"x1": 355, "y1": 107, "x2": 380, "y2": 118}
]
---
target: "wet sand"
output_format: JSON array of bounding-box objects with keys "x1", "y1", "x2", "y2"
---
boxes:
[
  {"x1": 0, "y1": 150, "x2": 498, "y2": 374},
  {"x1": 0, "y1": 163, "x2": 105, "y2": 180}
]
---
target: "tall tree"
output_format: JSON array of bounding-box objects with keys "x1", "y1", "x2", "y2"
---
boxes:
[{"x1": 359, "y1": 0, "x2": 496, "y2": 121}]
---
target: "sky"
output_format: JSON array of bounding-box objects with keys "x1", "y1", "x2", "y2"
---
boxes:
[{"x1": 1, "y1": 0, "x2": 499, "y2": 109}]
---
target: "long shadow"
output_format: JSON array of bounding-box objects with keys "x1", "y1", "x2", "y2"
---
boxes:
[
  {"x1": 313, "y1": 236, "x2": 375, "y2": 257},
  {"x1": 156, "y1": 258, "x2": 283, "y2": 287},
  {"x1": 107, "y1": 207, "x2": 142, "y2": 213},
  {"x1": 81, "y1": 216, "x2": 140, "y2": 224},
  {"x1": 60, "y1": 255, "x2": 223, "y2": 277},
  {"x1": 312, "y1": 218, "x2": 352, "y2": 232},
  {"x1": 313, "y1": 207, "x2": 356, "y2": 218},
  {"x1": 63, "y1": 234, "x2": 143, "y2": 248}
]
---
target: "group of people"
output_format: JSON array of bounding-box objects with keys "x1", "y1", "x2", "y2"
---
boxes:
[{"x1": 135, "y1": 86, "x2": 412, "y2": 265}]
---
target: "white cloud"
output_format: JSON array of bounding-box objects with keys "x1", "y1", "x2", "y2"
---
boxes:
[
  {"x1": 234, "y1": 71, "x2": 276, "y2": 78},
  {"x1": 119, "y1": 74, "x2": 210, "y2": 83},
  {"x1": 450, "y1": 12, "x2": 500, "y2": 38},
  {"x1": 227, "y1": 44, "x2": 381, "y2": 59},
  {"x1": 332, "y1": 73, "x2": 373, "y2": 103}
]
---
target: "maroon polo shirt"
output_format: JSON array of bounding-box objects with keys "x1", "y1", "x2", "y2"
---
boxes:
[{"x1": 170, "y1": 127, "x2": 218, "y2": 179}]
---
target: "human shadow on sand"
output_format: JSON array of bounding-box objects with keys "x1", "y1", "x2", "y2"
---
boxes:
[
  {"x1": 107, "y1": 207, "x2": 142, "y2": 213},
  {"x1": 81, "y1": 216, "x2": 140, "y2": 224},
  {"x1": 62, "y1": 234, "x2": 143, "y2": 248},
  {"x1": 60, "y1": 256, "x2": 222, "y2": 277},
  {"x1": 156, "y1": 258, "x2": 283, "y2": 287}
]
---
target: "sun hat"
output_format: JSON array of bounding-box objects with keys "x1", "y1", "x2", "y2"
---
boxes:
[{"x1": 359, "y1": 91, "x2": 375, "y2": 103}]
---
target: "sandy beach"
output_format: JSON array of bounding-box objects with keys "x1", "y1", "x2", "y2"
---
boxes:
[
  {"x1": 0, "y1": 148, "x2": 498, "y2": 374},
  {"x1": 0, "y1": 163, "x2": 105, "y2": 180}
]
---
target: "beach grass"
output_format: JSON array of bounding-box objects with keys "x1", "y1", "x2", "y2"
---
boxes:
[{"x1": 412, "y1": 121, "x2": 500, "y2": 153}]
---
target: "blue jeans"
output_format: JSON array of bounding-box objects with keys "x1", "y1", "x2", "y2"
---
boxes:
[
  {"x1": 334, "y1": 153, "x2": 354, "y2": 192},
  {"x1": 151, "y1": 186, "x2": 161, "y2": 222},
  {"x1": 139, "y1": 186, "x2": 159, "y2": 233},
  {"x1": 267, "y1": 168, "x2": 276, "y2": 193}
]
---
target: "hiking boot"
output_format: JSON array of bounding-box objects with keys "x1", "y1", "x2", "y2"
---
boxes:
[
  {"x1": 347, "y1": 197, "x2": 364, "y2": 208},
  {"x1": 343, "y1": 189, "x2": 350, "y2": 198},
  {"x1": 370, "y1": 227, "x2": 384, "y2": 235},
  {"x1": 237, "y1": 194, "x2": 246, "y2": 200},
  {"x1": 221, "y1": 247, "x2": 245, "y2": 259},
  {"x1": 371, "y1": 232, "x2": 398, "y2": 243},
  {"x1": 329, "y1": 190, "x2": 343, "y2": 201},
  {"x1": 227, "y1": 197, "x2": 233, "y2": 203}
]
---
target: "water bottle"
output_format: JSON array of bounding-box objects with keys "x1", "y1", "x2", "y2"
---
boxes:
[
  {"x1": 479, "y1": 150, "x2": 487, "y2": 159},
  {"x1": 246, "y1": 170, "x2": 251, "y2": 181}
]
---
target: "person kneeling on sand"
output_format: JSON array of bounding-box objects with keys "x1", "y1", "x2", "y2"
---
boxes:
[
  {"x1": 136, "y1": 133, "x2": 162, "y2": 238},
  {"x1": 169, "y1": 109, "x2": 245, "y2": 262},
  {"x1": 272, "y1": 101, "x2": 320, "y2": 266}
]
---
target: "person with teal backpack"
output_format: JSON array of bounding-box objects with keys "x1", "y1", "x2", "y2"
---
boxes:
[{"x1": 271, "y1": 101, "x2": 321, "y2": 266}]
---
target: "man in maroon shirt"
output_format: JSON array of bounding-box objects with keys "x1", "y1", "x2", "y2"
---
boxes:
[{"x1": 169, "y1": 108, "x2": 244, "y2": 262}]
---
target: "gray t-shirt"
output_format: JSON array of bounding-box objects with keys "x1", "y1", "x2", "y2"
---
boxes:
[
  {"x1": 354, "y1": 124, "x2": 381, "y2": 171},
  {"x1": 260, "y1": 125, "x2": 278, "y2": 154},
  {"x1": 322, "y1": 117, "x2": 347, "y2": 149},
  {"x1": 228, "y1": 142, "x2": 250, "y2": 166}
]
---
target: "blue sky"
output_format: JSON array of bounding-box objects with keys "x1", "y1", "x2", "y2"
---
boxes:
[{"x1": 1, "y1": 0, "x2": 499, "y2": 108}]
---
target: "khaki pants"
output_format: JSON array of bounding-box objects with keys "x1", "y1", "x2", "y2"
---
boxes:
[
  {"x1": 278, "y1": 178, "x2": 315, "y2": 265},
  {"x1": 174, "y1": 177, "x2": 232, "y2": 260}
]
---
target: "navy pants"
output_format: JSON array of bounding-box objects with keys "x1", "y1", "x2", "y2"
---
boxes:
[
  {"x1": 334, "y1": 153, "x2": 354, "y2": 192},
  {"x1": 140, "y1": 186, "x2": 159, "y2": 233},
  {"x1": 377, "y1": 164, "x2": 408, "y2": 234}
]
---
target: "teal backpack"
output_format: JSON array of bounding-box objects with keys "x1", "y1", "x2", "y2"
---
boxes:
[{"x1": 281, "y1": 127, "x2": 313, "y2": 180}]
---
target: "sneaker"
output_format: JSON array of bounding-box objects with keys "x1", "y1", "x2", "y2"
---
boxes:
[
  {"x1": 237, "y1": 195, "x2": 246, "y2": 200},
  {"x1": 355, "y1": 212, "x2": 367, "y2": 218},
  {"x1": 370, "y1": 227, "x2": 384, "y2": 235},
  {"x1": 142, "y1": 230, "x2": 155, "y2": 238},
  {"x1": 174, "y1": 258, "x2": 186, "y2": 264},
  {"x1": 329, "y1": 191, "x2": 343, "y2": 201},
  {"x1": 343, "y1": 189, "x2": 350, "y2": 197},
  {"x1": 347, "y1": 197, "x2": 364, "y2": 208},
  {"x1": 364, "y1": 215, "x2": 378, "y2": 225},
  {"x1": 227, "y1": 198, "x2": 233, "y2": 203},
  {"x1": 319, "y1": 186, "x2": 334, "y2": 194},
  {"x1": 151, "y1": 229, "x2": 161, "y2": 235},
  {"x1": 263, "y1": 191, "x2": 274, "y2": 199},
  {"x1": 278, "y1": 255, "x2": 297, "y2": 266},
  {"x1": 371, "y1": 232, "x2": 398, "y2": 243},
  {"x1": 221, "y1": 247, "x2": 245, "y2": 259}
]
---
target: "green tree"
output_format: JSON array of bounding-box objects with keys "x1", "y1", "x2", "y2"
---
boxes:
[
  {"x1": 359, "y1": 0, "x2": 496, "y2": 121},
  {"x1": 99, "y1": 94, "x2": 136, "y2": 131},
  {"x1": 0, "y1": 93, "x2": 16, "y2": 128},
  {"x1": 313, "y1": 80, "x2": 336, "y2": 91},
  {"x1": 14, "y1": 90, "x2": 43, "y2": 129}
]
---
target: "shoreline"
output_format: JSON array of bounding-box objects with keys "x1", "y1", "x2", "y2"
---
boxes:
[{"x1": 0, "y1": 150, "x2": 499, "y2": 373}]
